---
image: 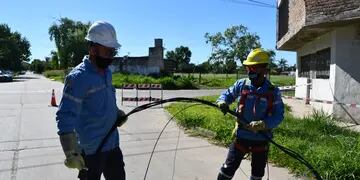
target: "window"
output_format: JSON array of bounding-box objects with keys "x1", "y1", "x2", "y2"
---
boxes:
[
  {"x1": 315, "y1": 48, "x2": 331, "y2": 79},
  {"x1": 299, "y1": 54, "x2": 311, "y2": 78},
  {"x1": 299, "y1": 48, "x2": 331, "y2": 79}
]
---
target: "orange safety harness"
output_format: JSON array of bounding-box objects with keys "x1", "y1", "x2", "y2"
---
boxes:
[{"x1": 238, "y1": 79, "x2": 275, "y2": 116}]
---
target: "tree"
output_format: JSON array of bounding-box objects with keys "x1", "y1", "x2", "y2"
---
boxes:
[
  {"x1": 30, "y1": 59, "x2": 46, "y2": 74},
  {"x1": 196, "y1": 61, "x2": 211, "y2": 73},
  {"x1": 181, "y1": 63, "x2": 196, "y2": 73},
  {"x1": 165, "y1": 46, "x2": 192, "y2": 72},
  {"x1": 277, "y1": 58, "x2": 288, "y2": 73},
  {"x1": 205, "y1": 25, "x2": 261, "y2": 65},
  {"x1": 224, "y1": 59, "x2": 237, "y2": 74},
  {"x1": 210, "y1": 61, "x2": 224, "y2": 74},
  {"x1": 21, "y1": 61, "x2": 30, "y2": 71},
  {"x1": 266, "y1": 49, "x2": 279, "y2": 74},
  {"x1": 0, "y1": 24, "x2": 31, "y2": 71},
  {"x1": 288, "y1": 64, "x2": 296, "y2": 71},
  {"x1": 49, "y1": 18, "x2": 90, "y2": 69},
  {"x1": 50, "y1": 50, "x2": 59, "y2": 69}
]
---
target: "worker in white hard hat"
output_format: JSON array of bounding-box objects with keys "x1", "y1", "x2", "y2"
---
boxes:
[{"x1": 56, "y1": 21, "x2": 127, "y2": 180}]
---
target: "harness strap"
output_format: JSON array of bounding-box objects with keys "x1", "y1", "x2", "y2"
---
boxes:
[{"x1": 238, "y1": 79, "x2": 276, "y2": 116}]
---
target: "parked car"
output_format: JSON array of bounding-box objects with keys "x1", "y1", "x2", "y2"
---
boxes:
[{"x1": 0, "y1": 70, "x2": 13, "y2": 82}]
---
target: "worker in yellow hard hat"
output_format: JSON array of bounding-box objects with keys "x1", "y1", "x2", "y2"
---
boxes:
[{"x1": 216, "y1": 48, "x2": 285, "y2": 180}]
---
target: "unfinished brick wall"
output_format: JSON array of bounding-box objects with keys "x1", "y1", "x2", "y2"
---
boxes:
[
  {"x1": 289, "y1": 0, "x2": 306, "y2": 36},
  {"x1": 277, "y1": 0, "x2": 306, "y2": 47},
  {"x1": 277, "y1": 0, "x2": 360, "y2": 50},
  {"x1": 305, "y1": 0, "x2": 360, "y2": 25}
]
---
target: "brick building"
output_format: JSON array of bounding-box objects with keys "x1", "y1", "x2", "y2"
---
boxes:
[
  {"x1": 276, "y1": 0, "x2": 360, "y2": 123},
  {"x1": 110, "y1": 39, "x2": 175, "y2": 75}
]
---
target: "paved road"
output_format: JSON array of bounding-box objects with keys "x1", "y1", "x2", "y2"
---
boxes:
[{"x1": 0, "y1": 73, "x2": 300, "y2": 180}]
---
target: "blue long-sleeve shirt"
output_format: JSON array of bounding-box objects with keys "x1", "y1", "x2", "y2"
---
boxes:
[
  {"x1": 56, "y1": 56, "x2": 119, "y2": 155},
  {"x1": 217, "y1": 78, "x2": 284, "y2": 140}
]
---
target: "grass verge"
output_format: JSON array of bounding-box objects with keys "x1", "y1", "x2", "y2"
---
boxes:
[
  {"x1": 43, "y1": 70, "x2": 65, "y2": 82},
  {"x1": 44, "y1": 70, "x2": 295, "y2": 90},
  {"x1": 165, "y1": 95, "x2": 360, "y2": 179}
]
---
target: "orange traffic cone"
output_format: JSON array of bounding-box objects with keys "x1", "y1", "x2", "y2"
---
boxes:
[{"x1": 51, "y1": 89, "x2": 58, "y2": 107}]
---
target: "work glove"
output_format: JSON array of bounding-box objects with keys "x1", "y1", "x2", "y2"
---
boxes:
[
  {"x1": 217, "y1": 101, "x2": 229, "y2": 115},
  {"x1": 247, "y1": 120, "x2": 266, "y2": 132},
  {"x1": 231, "y1": 122, "x2": 238, "y2": 138},
  {"x1": 59, "y1": 133, "x2": 85, "y2": 170},
  {"x1": 116, "y1": 109, "x2": 128, "y2": 127}
]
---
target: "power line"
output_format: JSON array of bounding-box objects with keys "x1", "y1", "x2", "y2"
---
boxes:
[
  {"x1": 221, "y1": 0, "x2": 276, "y2": 9},
  {"x1": 249, "y1": 0, "x2": 276, "y2": 8}
]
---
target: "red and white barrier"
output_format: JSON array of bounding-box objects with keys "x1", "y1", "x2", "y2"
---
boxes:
[
  {"x1": 122, "y1": 84, "x2": 137, "y2": 89},
  {"x1": 282, "y1": 96, "x2": 360, "y2": 108},
  {"x1": 121, "y1": 84, "x2": 163, "y2": 106}
]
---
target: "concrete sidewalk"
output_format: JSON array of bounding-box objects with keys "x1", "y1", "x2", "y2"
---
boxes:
[
  {"x1": 120, "y1": 105, "x2": 301, "y2": 180},
  {"x1": 0, "y1": 74, "x2": 301, "y2": 180}
]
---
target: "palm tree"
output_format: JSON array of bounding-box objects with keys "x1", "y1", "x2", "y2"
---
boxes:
[
  {"x1": 266, "y1": 49, "x2": 278, "y2": 71},
  {"x1": 277, "y1": 58, "x2": 288, "y2": 73}
]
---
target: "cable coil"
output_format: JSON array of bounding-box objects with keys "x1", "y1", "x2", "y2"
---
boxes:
[{"x1": 96, "y1": 97, "x2": 323, "y2": 180}]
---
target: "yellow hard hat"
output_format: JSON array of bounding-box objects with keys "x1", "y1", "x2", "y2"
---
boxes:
[{"x1": 243, "y1": 48, "x2": 270, "y2": 66}]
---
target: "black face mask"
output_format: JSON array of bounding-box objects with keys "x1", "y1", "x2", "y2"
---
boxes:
[
  {"x1": 94, "y1": 55, "x2": 114, "y2": 69},
  {"x1": 248, "y1": 71, "x2": 260, "y2": 81}
]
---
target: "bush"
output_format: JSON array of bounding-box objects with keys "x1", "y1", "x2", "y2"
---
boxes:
[
  {"x1": 112, "y1": 73, "x2": 197, "y2": 90},
  {"x1": 175, "y1": 77, "x2": 197, "y2": 89},
  {"x1": 44, "y1": 70, "x2": 64, "y2": 77},
  {"x1": 159, "y1": 77, "x2": 177, "y2": 89},
  {"x1": 44, "y1": 70, "x2": 65, "y2": 82}
]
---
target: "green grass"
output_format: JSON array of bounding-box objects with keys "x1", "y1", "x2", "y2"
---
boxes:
[
  {"x1": 43, "y1": 70, "x2": 65, "y2": 82},
  {"x1": 165, "y1": 96, "x2": 360, "y2": 179},
  {"x1": 43, "y1": 71, "x2": 197, "y2": 89},
  {"x1": 175, "y1": 73, "x2": 295, "y2": 88},
  {"x1": 45, "y1": 71, "x2": 296, "y2": 90},
  {"x1": 281, "y1": 90, "x2": 295, "y2": 97}
]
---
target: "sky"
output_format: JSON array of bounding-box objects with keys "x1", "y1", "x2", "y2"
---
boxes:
[{"x1": 1, "y1": 0, "x2": 296, "y2": 65}]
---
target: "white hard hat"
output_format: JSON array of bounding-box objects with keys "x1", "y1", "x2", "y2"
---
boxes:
[{"x1": 85, "y1": 21, "x2": 121, "y2": 49}]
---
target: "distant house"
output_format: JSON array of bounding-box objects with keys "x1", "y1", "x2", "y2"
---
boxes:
[
  {"x1": 109, "y1": 39, "x2": 176, "y2": 75},
  {"x1": 276, "y1": 0, "x2": 360, "y2": 122}
]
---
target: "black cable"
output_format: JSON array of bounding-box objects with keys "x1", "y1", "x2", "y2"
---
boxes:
[
  {"x1": 248, "y1": 0, "x2": 276, "y2": 8},
  {"x1": 143, "y1": 103, "x2": 201, "y2": 180},
  {"x1": 97, "y1": 97, "x2": 323, "y2": 180}
]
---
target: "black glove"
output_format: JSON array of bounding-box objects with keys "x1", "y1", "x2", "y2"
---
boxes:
[
  {"x1": 217, "y1": 101, "x2": 229, "y2": 115},
  {"x1": 116, "y1": 109, "x2": 128, "y2": 127}
]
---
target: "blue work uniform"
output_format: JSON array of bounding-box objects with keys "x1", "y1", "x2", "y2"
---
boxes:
[
  {"x1": 217, "y1": 78, "x2": 284, "y2": 140},
  {"x1": 217, "y1": 78, "x2": 285, "y2": 180},
  {"x1": 56, "y1": 56, "x2": 119, "y2": 155}
]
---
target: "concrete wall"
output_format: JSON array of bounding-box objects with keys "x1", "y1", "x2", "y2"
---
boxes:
[
  {"x1": 109, "y1": 39, "x2": 165, "y2": 75},
  {"x1": 109, "y1": 65, "x2": 119, "y2": 73},
  {"x1": 126, "y1": 65, "x2": 160, "y2": 75},
  {"x1": 296, "y1": 32, "x2": 335, "y2": 114},
  {"x1": 295, "y1": 24, "x2": 360, "y2": 122},
  {"x1": 148, "y1": 39, "x2": 164, "y2": 71},
  {"x1": 277, "y1": 0, "x2": 360, "y2": 50},
  {"x1": 333, "y1": 24, "x2": 360, "y2": 123}
]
